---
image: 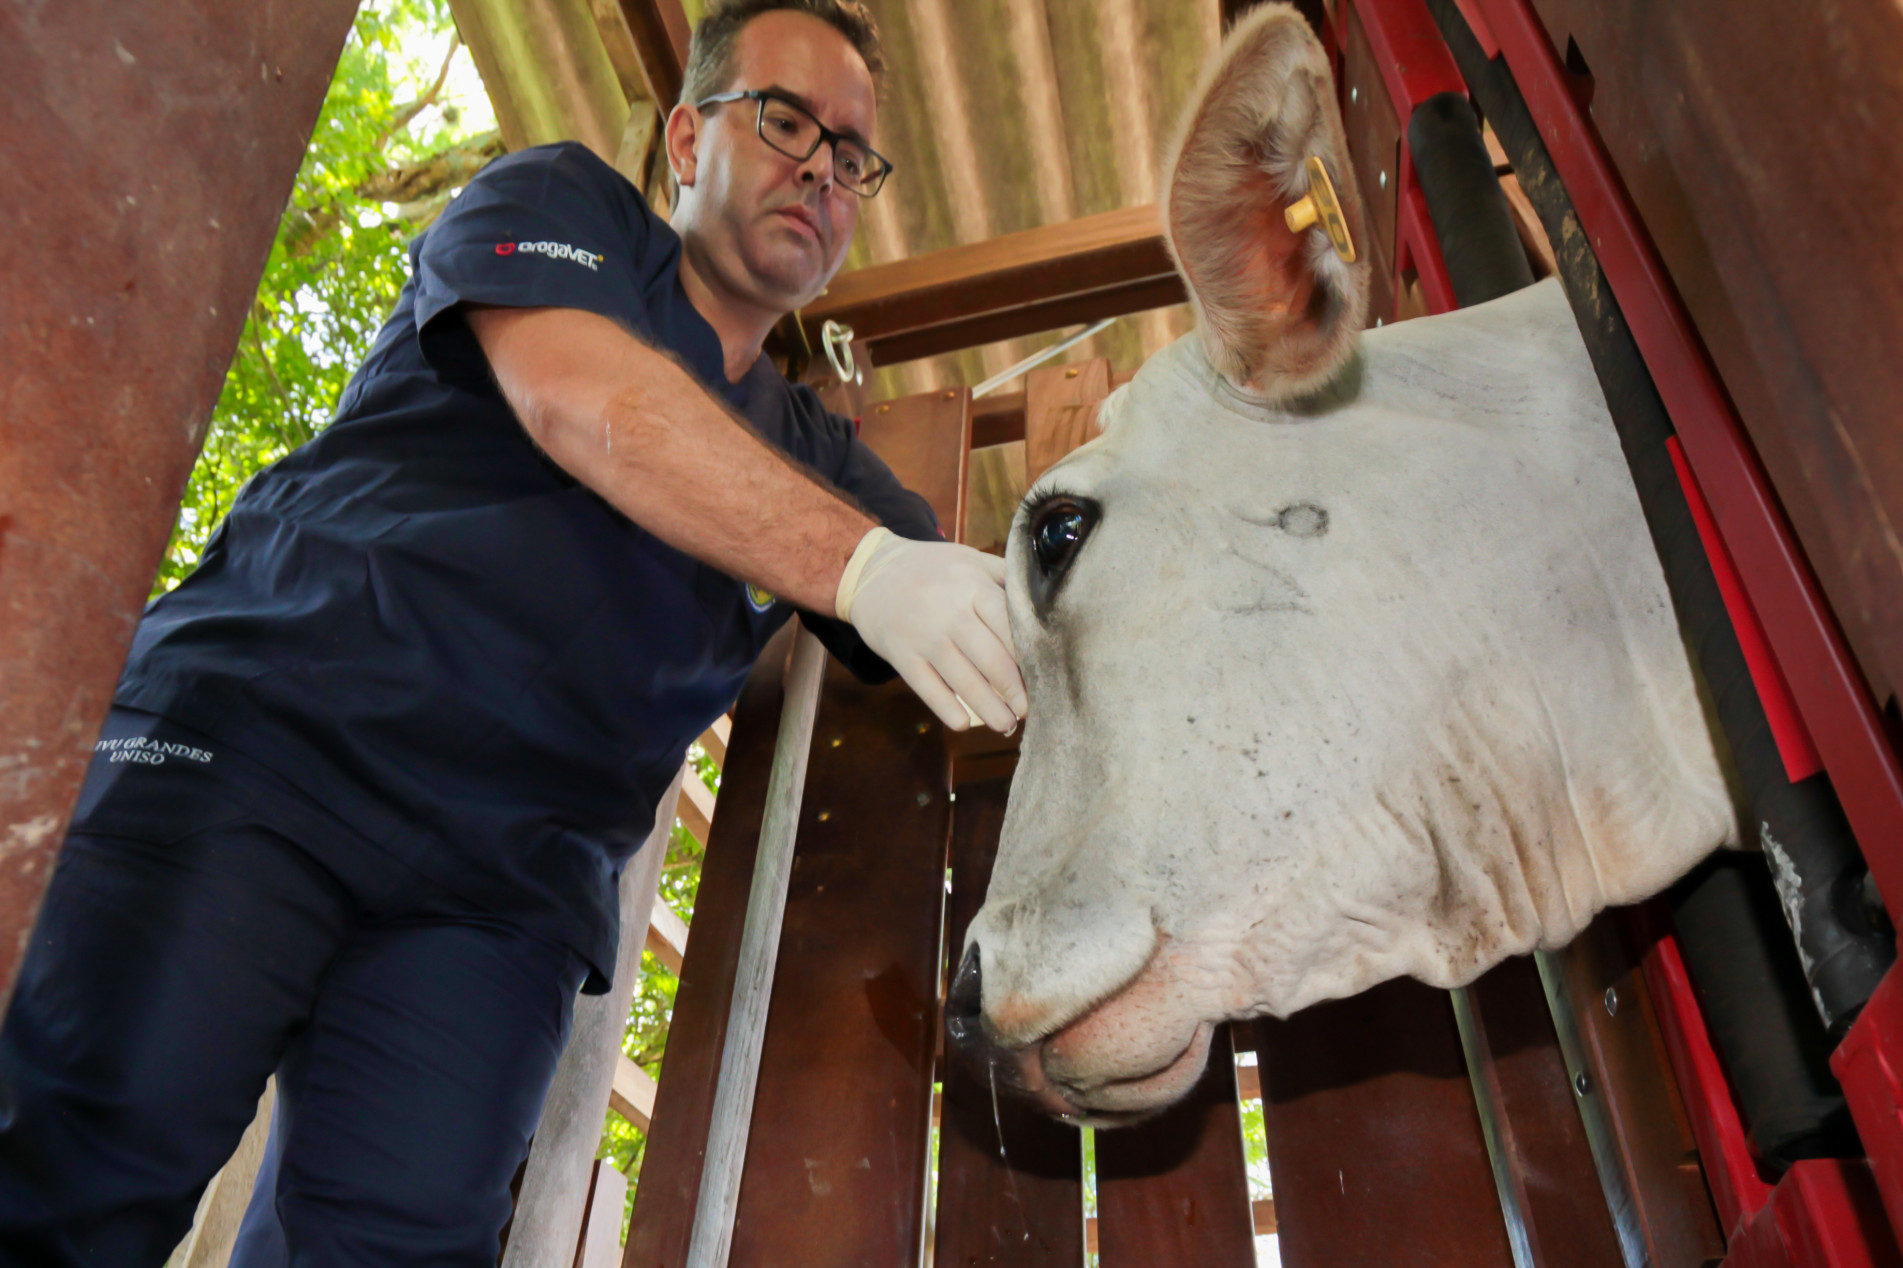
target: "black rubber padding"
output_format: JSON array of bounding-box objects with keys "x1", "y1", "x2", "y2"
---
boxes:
[{"x1": 1406, "y1": 92, "x2": 1534, "y2": 307}]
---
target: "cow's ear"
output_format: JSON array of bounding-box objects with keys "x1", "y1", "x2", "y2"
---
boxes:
[{"x1": 1160, "y1": 4, "x2": 1369, "y2": 403}]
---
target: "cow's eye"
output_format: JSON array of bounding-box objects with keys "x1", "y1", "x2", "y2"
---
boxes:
[{"x1": 1028, "y1": 498, "x2": 1096, "y2": 579}]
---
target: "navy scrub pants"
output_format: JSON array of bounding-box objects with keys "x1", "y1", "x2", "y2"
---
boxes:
[{"x1": 0, "y1": 712, "x2": 588, "y2": 1267}]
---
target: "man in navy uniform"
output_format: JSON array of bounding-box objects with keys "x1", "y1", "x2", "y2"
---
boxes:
[{"x1": 0, "y1": 1, "x2": 1024, "y2": 1262}]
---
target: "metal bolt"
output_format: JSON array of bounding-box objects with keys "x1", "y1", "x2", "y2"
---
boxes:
[
  {"x1": 1574, "y1": 1071, "x2": 1592, "y2": 1097},
  {"x1": 916, "y1": 792, "x2": 932, "y2": 806},
  {"x1": 1604, "y1": 987, "x2": 1619, "y2": 1017}
]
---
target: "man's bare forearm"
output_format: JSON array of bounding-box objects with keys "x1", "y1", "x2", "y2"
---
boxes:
[{"x1": 469, "y1": 305, "x2": 875, "y2": 613}]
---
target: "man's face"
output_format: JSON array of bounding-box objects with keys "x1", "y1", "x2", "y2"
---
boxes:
[{"x1": 676, "y1": 11, "x2": 877, "y2": 312}]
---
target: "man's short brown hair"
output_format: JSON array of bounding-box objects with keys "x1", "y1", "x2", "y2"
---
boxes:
[{"x1": 678, "y1": 0, "x2": 885, "y2": 107}]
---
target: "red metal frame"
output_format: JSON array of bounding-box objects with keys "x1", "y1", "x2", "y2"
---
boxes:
[
  {"x1": 1349, "y1": 0, "x2": 1903, "y2": 1259},
  {"x1": 1457, "y1": 0, "x2": 1903, "y2": 1259},
  {"x1": 1641, "y1": 917, "x2": 1775, "y2": 1237},
  {"x1": 1461, "y1": 0, "x2": 1903, "y2": 899},
  {"x1": 1341, "y1": 0, "x2": 1464, "y2": 322}
]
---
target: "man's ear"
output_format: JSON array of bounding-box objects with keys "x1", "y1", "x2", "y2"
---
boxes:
[
  {"x1": 664, "y1": 102, "x2": 702, "y2": 191},
  {"x1": 1159, "y1": 3, "x2": 1370, "y2": 403}
]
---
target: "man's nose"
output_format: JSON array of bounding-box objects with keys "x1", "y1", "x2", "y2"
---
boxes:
[{"x1": 797, "y1": 142, "x2": 835, "y2": 189}]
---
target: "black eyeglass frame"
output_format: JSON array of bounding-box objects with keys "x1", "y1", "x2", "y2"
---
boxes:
[{"x1": 694, "y1": 89, "x2": 895, "y2": 197}]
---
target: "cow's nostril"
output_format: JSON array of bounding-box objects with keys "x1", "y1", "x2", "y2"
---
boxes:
[{"x1": 945, "y1": 943, "x2": 984, "y2": 1051}]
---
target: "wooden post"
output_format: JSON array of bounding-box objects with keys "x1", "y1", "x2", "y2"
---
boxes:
[
  {"x1": 0, "y1": 0, "x2": 359, "y2": 1014},
  {"x1": 505, "y1": 772, "x2": 685, "y2": 1268},
  {"x1": 624, "y1": 629, "x2": 800, "y2": 1268}
]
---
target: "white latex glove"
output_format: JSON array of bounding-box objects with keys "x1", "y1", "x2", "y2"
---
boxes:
[{"x1": 836, "y1": 528, "x2": 1026, "y2": 733}]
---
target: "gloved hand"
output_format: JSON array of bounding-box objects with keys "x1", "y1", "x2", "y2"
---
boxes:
[{"x1": 836, "y1": 528, "x2": 1027, "y2": 733}]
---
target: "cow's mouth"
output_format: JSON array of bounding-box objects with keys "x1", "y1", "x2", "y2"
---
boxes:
[{"x1": 1014, "y1": 1019, "x2": 1217, "y2": 1127}]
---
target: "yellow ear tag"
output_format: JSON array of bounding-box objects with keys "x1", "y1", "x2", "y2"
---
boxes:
[{"x1": 1283, "y1": 155, "x2": 1357, "y2": 264}]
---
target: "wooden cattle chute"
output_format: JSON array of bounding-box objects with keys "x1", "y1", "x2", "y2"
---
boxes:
[
  {"x1": 625, "y1": 5, "x2": 1903, "y2": 1268},
  {"x1": 4, "y1": 0, "x2": 1902, "y2": 1265}
]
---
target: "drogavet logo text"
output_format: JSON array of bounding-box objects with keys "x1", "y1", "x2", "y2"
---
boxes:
[{"x1": 495, "y1": 240, "x2": 603, "y2": 271}]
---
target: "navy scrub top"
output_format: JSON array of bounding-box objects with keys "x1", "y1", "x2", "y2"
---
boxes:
[{"x1": 114, "y1": 142, "x2": 938, "y2": 989}]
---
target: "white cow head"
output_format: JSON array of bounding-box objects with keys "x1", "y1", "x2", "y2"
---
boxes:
[{"x1": 949, "y1": 5, "x2": 1739, "y2": 1125}]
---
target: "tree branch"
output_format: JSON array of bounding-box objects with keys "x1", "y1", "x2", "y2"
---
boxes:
[{"x1": 378, "y1": 33, "x2": 462, "y2": 151}]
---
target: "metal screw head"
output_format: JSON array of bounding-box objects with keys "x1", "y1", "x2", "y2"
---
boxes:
[
  {"x1": 1065, "y1": 366, "x2": 1080, "y2": 378},
  {"x1": 916, "y1": 721, "x2": 930, "y2": 734},
  {"x1": 943, "y1": 389, "x2": 957, "y2": 400},
  {"x1": 1378, "y1": 169, "x2": 1388, "y2": 189},
  {"x1": 916, "y1": 792, "x2": 932, "y2": 806},
  {"x1": 817, "y1": 809, "x2": 832, "y2": 822},
  {"x1": 877, "y1": 403, "x2": 891, "y2": 414},
  {"x1": 1351, "y1": 86, "x2": 1359, "y2": 103},
  {"x1": 1603, "y1": 987, "x2": 1620, "y2": 1017},
  {"x1": 829, "y1": 737, "x2": 843, "y2": 748},
  {"x1": 1574, "y1": 1071, "x2": 1593, "y2": 1097}
]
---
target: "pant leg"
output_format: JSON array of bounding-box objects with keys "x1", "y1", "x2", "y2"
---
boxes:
[
  {"x1": 230, "y1": 907, "x2": 586, "y2": 1268},
  {"x1": 0, "y1": 825, "x2": 354, "y2": 1268}
]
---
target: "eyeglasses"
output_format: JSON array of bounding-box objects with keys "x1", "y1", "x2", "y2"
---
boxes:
[{"x1": 695, "y1": 89, "x2": 895, "y2": 198}]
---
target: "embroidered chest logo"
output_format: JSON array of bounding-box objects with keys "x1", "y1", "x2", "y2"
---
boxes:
[
  {"x1": 745, "y1": 583, "x2": 777, "y2": 613},
  {"x1": 495, "y1": 240, "x2": 603, "y2": 271}
]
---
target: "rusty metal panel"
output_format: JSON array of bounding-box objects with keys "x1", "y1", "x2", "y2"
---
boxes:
[
  {"x1": 0, "y1": 0, "x2": 359, "y2": 1011},
  {"x1": 1255, "y1": 978, "x2": 1517, "y2": 1268}
]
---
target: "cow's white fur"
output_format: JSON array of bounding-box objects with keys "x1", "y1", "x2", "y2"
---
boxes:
[{"x1": 969, "y1": 277, "x2": 1741, "y2": 1117}]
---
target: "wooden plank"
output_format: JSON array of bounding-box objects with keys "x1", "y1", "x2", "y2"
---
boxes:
[
  {"x1": 725, "y1": 656, "x2": 951, "y2": 1267},
  {"x1": 698, "y1": 715, "x2": 731, "y2": 769},
  {"x1": 683, "y1": 628, "x2": 826, "y2": 1268},
  {"x1": 579, "y1": 1161, "x2": 632, "y2": 1268},
  {"x1": 934, "y1": 775, "x2": 1087, "y2": 1268},
  {"x1": 624, "y1": 626, "x2": 795, "y2": 1268},
  {"x1": 857, "y1": 388, "x2": 973, "y2": 542},
  {"x1": 964, "y1": 442, "x2": 1028, "y2": 556},
  {"x1": 1088, "y1": 1199, "x2": 1278, "y2": 1255},
  {"x1": 1024, "y1": 357, "x2": 1111, "y2": 485},
  {"x1": 614, "y1": 0, "x2": 689, "y2": 112},
  {"x1": 507, "y1": 771, "x2": 682, "y2": 1268},
  {"x1": 612, "y1": 1053, "x2": 659, "y2": 1130},
  {"x1": 644, "y1": 899, "x2": 688, "y2": 974},
  {"x1": 800, "y1": 206, "x2": 1183, "y2": 366},
  {"x1": 1095, "y1": 1024, "x2": 1259, "y2": 1268},
  {"x1": 1254, "y1": 978, "x2": 1517, "y2": 1268},
  {"x1": 677, "y1": 765, "x2": 716, "y2": 846}
]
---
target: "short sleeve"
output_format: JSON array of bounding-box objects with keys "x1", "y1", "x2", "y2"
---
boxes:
[{"x1": 413, "y1": 142, "x2": 658, "y2": 379}]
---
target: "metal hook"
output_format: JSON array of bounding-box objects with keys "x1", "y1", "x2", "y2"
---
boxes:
[{"x1": 821, "y1": 319, "x2": 862, "y2": 385}]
